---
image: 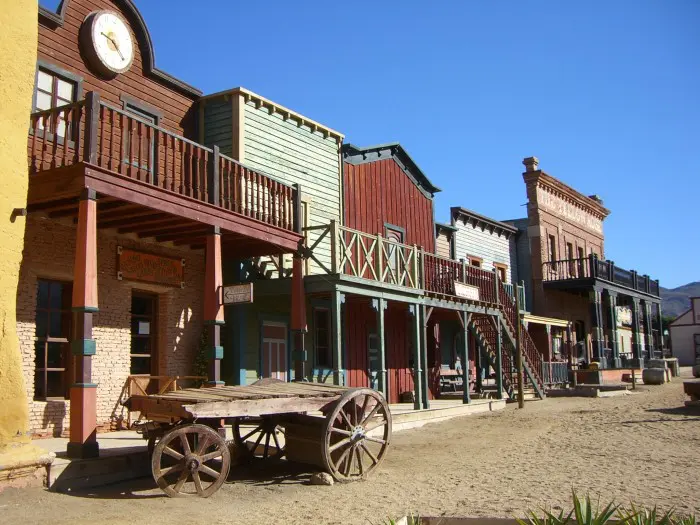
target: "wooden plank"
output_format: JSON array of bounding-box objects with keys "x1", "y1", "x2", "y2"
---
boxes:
[{"x1": 184, "y1": 395, "x2": 338, "y2": 419}]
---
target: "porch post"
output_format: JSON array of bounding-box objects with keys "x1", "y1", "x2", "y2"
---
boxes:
[
  {"x1": 420, "y1": 304, "x2": 430, "y2": 409},
  {"x1": 473, "y1": 327, "x2": 483, "y2": 393},
  {"x1": 204, "y1": 227, "x2": 224, "y2": 385},
  {"x1": 606, "y1": 291, "x2": 620, "y2": 368},
  {"x1": 460, "y1": 312, "x2": 470, "y2": 404},
  {"x1": 494, "y1": 314, "x2": 504, "y2": 399},
  {"x1": 409, "y1": 304, "x2": 422, "y2": 410},
  {"x1": 372, "y1": 298, "x2": 387, "y2": 398},
  {"x1": 291, "y1": 255, "x2": 307, "y2": 381},
  {"x1": 589, "y1": 289, "x2": 606, "y2": 368},
  {"x1": 630, "y1": 297, "x2": 644, "y2": 367},
  {"x1": 642, "y1": 299, "x2": 653, "y2": 359},
  {"x1": 656, "y1": 302, "x2": 665, "y2": 351},
  {"x1": 68, "y1": 188, "x2": 99, "y2": 459},
  {"x1": 331, "y1": 290, "x2": 345, "y2": 385}
]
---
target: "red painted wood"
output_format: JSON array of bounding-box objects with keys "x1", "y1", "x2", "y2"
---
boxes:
[{"x1": 344, "y1": 159, "x2": 435, "y2": 252}]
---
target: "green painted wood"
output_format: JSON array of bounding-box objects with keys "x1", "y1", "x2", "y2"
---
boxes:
[
  {"x1": 462, "y1": 312, "x2": 470, "y2": 404},
  {"x1": 331, "y1": 289, "x2": 344, "y2": 385},
  {"x1": 375, "y1": 298, "x2": 387, "y2": 398},
  {"x1": 410, "y1": 304, "x2": 422, "y2": 410},
  {"x1": 203, "y1": 98, "x2": 233, "y2": 157},
  {"x1": 421, "y1": 304, "x2": 430, "y2": 409},
  {"x1": 242, "y1": 102, "x2": 341, "y2": 276}
]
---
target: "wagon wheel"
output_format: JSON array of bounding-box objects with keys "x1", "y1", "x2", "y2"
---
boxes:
[
  {"x1": 321, "y1": 388, "x2": 391, "y2": 482},
  {"x1": 151, "y1": 424, "x2": 231, "y2": 498},
  {"x1": 233, "y1": 417, "x2": 286, "y2": 461}
]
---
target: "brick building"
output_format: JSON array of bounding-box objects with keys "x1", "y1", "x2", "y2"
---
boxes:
[{"x1": 509, "y1": 157, "x2": 662, "y2": 370}]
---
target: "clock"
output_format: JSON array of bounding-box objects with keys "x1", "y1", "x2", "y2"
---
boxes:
[{"x1": 80, "y1": 10, "x2": 134, "y2": 77}]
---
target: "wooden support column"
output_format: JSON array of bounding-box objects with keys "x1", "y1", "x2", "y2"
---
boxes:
[
  {"x1": 409, "y1": 304, "x2": 422, "y2": 410},
  {"x1": 331, "y1": 290, "x2": 345, "y2": 385},
  {"x1": 656, "y1": 302, "x2": 665, "y2": 351},
  {"x1": 630, "y1": 297, "x2": 644, "y2": 367},
  {"x1": 460, "y1": 312, "x2": 471, "y2": 405},
  {"x1": 642, "y1": 299, "x2": 653, "y2": 359},
  {"x1": 204, "y1": 227, "x2": 224, "y2": 385},
  {"x1": 68, "y1": 188, "x2": 99, "y2": 459},
  {"x1": 473, "y1": 326, "x2": 483, "y2": 393},
  {"x1": 514, "y1": 283, "x2": 524, "y2": 409},
  {"x1": 606, "y1": 291, "x2": 620, "y2": 368},
  {"x1": 291, "y1": 255, "x2": 307, "y2": 381},
  {"x1": 372, "y1": 298, "x2": 388, "y2": 398},
  {"x1": 589, "y1": 289, "x2": 606, "y2": 368},
  {"x1": 420, "y1": 305, "x2": 431, "y2": 409},
  {"x1": 494, "y1": 314, "x2": 504, "y2": 400}
]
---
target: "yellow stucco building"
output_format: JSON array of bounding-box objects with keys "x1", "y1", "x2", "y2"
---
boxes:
[{"x1": 0, "y1": 0, "x2": 50, "y2": 485}]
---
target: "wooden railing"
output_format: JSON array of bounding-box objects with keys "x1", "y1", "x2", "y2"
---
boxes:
[
  {"x1": 542, "y1": 255, "x2": 660, "y2": 297},
  {"x1": 27, "y1": 92, "x2": 299, "y2": 233},
  {"x1": 422, "y1": 253, "x2": 498, "y2": 304},
  {"x1": 541, "y1": 362, "x2": 569, "y2": 385}
]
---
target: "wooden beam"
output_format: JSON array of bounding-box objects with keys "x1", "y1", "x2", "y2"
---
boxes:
[
  {"x1": 115, "y1": 214, "x2": 176, "y2": 233},
  {"x1": 156, "y1": 229, "x2": 210, "y2": 243},
  {"x1": 138, "y1": 222, "x2": 203, "y2": 239}
]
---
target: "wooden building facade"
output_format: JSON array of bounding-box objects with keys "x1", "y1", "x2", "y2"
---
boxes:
[{"x1": 24, "y1": 0, "x2": 304, "y2": 457}]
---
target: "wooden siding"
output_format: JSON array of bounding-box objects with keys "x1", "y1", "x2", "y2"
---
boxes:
[
  {"x1": 436, "y1": 231, "x2": 451, "y2": 258},
  {"x1": 344, "y1": 299, "x2": 414, "y2": 404},
  {"x1": 509, "y1": 218, "x2": 532, "y2": 309},
  {"x1": 202, "y1": 97, "x2": 232, "y2": 157},
  {"x1": 38, "y1": 0, "x2": 197, "y2": 136},
  {"x1": 453, "y1": 219, "x2": 517, "y2": 283},
  {"x1": 344, "y1": 159, "x2": 435, "y2": 252}
]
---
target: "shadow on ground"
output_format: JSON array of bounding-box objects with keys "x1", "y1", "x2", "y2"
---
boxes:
[{"x1": 52, "y1": 460, "x2": 317, "y2": 500}]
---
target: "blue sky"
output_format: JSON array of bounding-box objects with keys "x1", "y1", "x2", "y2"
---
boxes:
[{"x1": 46, "y1": 1, "x2": 699, "y2": 288}]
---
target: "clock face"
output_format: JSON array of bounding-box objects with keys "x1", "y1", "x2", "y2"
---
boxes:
[{"x1": 85, "y1": 11, "x2": 134, "y2": 75}]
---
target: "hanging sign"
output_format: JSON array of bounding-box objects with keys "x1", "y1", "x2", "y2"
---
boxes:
[
  {"x1": 117, "y1": 246, "x2": 184, "y2": 288},
  {"x1": 454, "y1": 282, "x2": 480, "y2": 301},
  {"x1": 222, "y1": 283, "x2": 254, "y2": 305}
]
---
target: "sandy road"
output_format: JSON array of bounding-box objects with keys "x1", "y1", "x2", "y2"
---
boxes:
[{"x1": 1, "y1": 376, "x2": 698, "y2": 525}]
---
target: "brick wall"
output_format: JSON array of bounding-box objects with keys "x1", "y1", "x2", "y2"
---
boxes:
[{"x1": 17, "y1": 215, "x2": 205, "y2": 436}]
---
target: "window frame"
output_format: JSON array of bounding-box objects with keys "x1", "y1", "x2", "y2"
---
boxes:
[
  {"x1": 32, "y1": 61, "x2": 83, "y2": 145},
  {"x1": 313, "y1": 307, "x2": 332, "y2": 369},
  {"x1": 548, "y1": 234, "x2": 557, "y2": 263},
  {"x1": 129, "y1": 291, "x2": 159, "y2": 376},
  {"x1": 494, "y1": 262, "x2": 508, "y2": 283},
  {"x1": 120, "y1": 94, "x2": 162, "y2": 180},
  {"x1": 467, "y1": 255, "x2": 483, "y2": 268},
  {"x1": 34, "y1": 278, "x2": 73, "y2": 401}
]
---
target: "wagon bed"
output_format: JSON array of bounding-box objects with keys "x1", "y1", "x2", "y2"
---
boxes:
[
  {"x1": 127, "y1": 380, "x2": 350, "y2": 422},
  {"x1": 126, "y1": 380, "x2": 392, "y2": 498}
]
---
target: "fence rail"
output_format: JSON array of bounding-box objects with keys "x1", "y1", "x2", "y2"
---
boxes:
[
  {"x1": 541, "y1": 361, "x2": 569, "y2": 385},
  {"x1": 542, "y1": 255, "x2": 660, "y2": 297},
  {"x1": 27, "y1": 92, "x2": 298, "y2": 233}
]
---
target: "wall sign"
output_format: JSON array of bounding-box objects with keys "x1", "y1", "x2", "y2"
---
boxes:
[
  {"x1": 222, "y1": 283, "x2": 254, "y2": 305},
  {"x1": 616, "y1": 306, "x2": 632, "y2": 328},
  {"x1": 454, "y1": 282, "x2": 480, "y2": 301},
  {"x1": 117, "y1": 246, "x2": 185, "y2": 288}
]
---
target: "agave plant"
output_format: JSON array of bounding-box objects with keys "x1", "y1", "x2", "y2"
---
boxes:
[
  {"x1": 516, "y1": 506, "x2": 574, "y2": 525},
  {"x1": 571, "y1": 491, "x2": 620, "y2": 525}
]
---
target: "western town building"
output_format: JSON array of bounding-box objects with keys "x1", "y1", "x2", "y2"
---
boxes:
[
  {"x1": 8, "y1": 0, "x2": 666, "y2": 466},
  {"x1": 668, "y1": 298, "x2": 700, "y2": 366}
]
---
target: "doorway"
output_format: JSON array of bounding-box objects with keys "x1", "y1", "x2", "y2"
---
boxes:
[
  {"x1": 261, "y1": 322, "x2": 288, "y2": 381},
  {"x1": 130, "y1": 292, "x2": 158, "y2": 376}
]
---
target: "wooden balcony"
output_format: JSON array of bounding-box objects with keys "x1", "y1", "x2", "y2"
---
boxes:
[
  {"x1": 26, "y1": 92, "x2": 302, "y2": 254},
  {"x1": 542, "y1": 255, "x2": 660, "y2": 298}
]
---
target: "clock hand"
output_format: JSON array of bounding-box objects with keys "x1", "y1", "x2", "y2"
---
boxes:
[{"x1": 101, "y1": 31, "x2": 125, "y2": 60}]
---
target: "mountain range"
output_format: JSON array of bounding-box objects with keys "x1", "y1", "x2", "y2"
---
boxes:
[{"x1": 661, "y1": 281, "x2": 699, "y2": 319}]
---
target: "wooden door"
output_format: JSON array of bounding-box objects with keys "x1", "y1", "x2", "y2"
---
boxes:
[
  {"x1": 261, "y1": 322, "x2": 287, "y2": 381},
  {"x1": 130, "y1": 292, "x2": 158, "y2": 376}
]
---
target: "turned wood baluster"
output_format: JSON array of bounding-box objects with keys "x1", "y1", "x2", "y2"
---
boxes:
[{"x1": 108, "y1": 107, "x2": 115, "y2": 171}]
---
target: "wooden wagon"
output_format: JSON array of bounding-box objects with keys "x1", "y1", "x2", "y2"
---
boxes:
[{"x1": 125, "y1": 379, "x2": 392, "y2": 498}]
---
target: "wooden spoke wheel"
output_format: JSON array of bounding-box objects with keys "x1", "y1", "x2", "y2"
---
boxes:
[
  {"x1": 321, "y1": 388, "x2": 391, "y2": 482},
  {"x1": 151, "y1": 424, "x2": 230, "y2": 498},
  {"x1": 233, "y1": 417, "x2": 285, "y2": 461}
]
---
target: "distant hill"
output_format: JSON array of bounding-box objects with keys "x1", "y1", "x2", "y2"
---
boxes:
[{"x1": 661, "y1": 282, "x2": 700, "y2": 319}]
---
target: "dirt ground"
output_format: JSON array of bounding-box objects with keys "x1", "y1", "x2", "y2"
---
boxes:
[{"x1": 2, "y1": 377, "x2": 699, "y2": 525}]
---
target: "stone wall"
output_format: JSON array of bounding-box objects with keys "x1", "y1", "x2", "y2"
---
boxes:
[{"x1": 17, "y1": 216, "x2": 205, "y2": 436}]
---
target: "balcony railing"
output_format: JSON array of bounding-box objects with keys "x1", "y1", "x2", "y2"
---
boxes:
[
  {"x1": 542, "y1": 255, "x2": 659, "y2": 297},
  {"x1": 27, "y1": 92, "x2": 298, "y2": 232}
]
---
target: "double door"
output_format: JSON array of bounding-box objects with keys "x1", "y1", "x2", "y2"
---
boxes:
[{"x1": 261, "y1": 322, "x2": 288, "y2": 381}]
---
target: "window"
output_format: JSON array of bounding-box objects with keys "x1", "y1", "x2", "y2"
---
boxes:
[
  {"x1": 122, "y1": 98, "x2": 159, "y2": 177},
  {"x1": 130, "y1": 293, "x2": 158, "y2": 375},
  {"x1": 577, "y1": 246, "x2": 585, "y2": 277},
  {"x1": 384, "y1": 225, "x2": 404, "y2": 282},
  {"x1": 494, "y1": 263, "x2": 508, "y2": 283},
  {"x1": 314, "y1": 308, "x2": 331, "y2": 368},
  {"x1": 548, "y1": 235, "x2": 557, "y2": 263},
  {"x1": 34, "y1": 68, "x2": 77, "y2": 137},
  {"x1": 467, "y1": 256, "x2": 483, "y2": 268},
  {"x1": 34, "y1": 280, "x2": 72, "y2": 400},
  {"x1": 567, "y1": 242, "x2": 575, "y2": 276}
]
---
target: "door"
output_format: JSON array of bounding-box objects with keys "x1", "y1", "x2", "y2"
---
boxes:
[
  {"x1": 130, "y1": 292, "x2": 158, "y2": 376},
  {"x1": 122, "y1": 101, "x2": 158, "y2": 181},
  {"x1": 261, "y1": 322, "x2": 287, "y2": 381},
  {"x1": 384, "y1": 226, "x2": 404, "y2": 284},
  {"x1": 367, "y1": 333, "x2": 380, "y2": 390}
]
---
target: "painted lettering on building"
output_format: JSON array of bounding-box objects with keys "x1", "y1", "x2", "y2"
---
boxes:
[
  {"x1": 117, "y1": 246, "x2": 184, "y2": 287},
  {"x1": 536, "y1": 187, "x2": 603, "y2": 234}
]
